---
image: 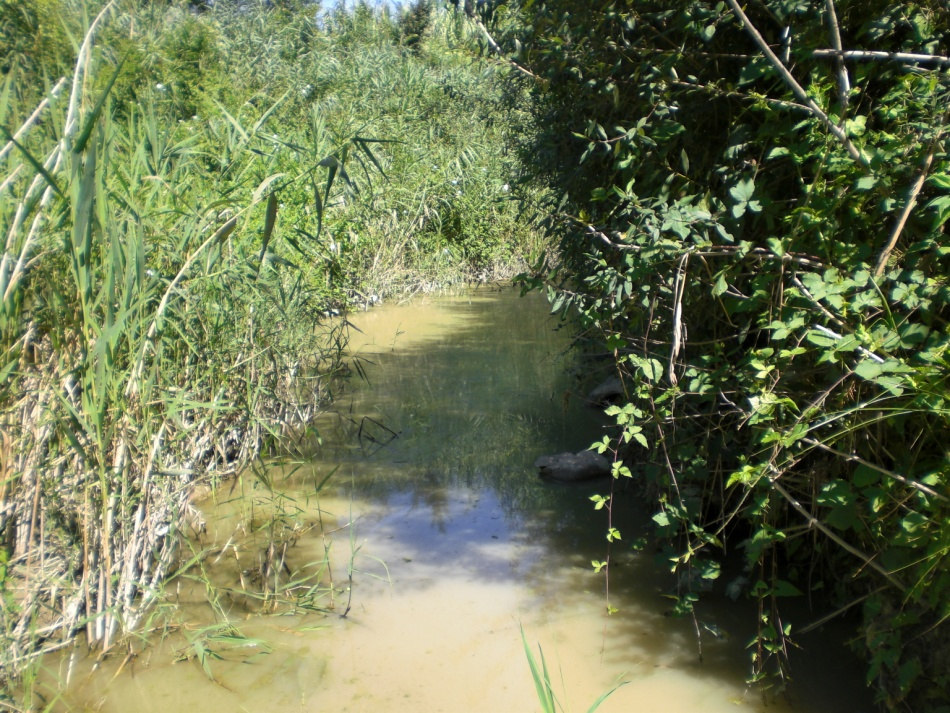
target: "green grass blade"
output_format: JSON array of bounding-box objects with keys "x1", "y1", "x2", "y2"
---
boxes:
[
  {"x1": 72, "y1": 54, "x2": 126, "y2": 155},
  {"x1": 0, "y1": 128, "x2": 65, "y2": 198},
  {"x1": 521, "y1": 626, "x2": 557, "y2": 713},
  {"x1": 585, "y1": 678, "x2": 628, "y2": 713}
]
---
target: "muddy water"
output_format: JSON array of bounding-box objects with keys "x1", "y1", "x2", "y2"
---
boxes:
[{"x1": 48, "y1": 288, "x2": 873, "y2": 713}]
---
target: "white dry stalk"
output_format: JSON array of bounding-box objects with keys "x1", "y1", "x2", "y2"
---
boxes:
[
  {"x1": 63, "y1": 1, "x2": 117, "y2": 147},
  {"x1": 668, "y1": 252, "x2": 689, "y2": 385},
  {"x1": 0, "y1": 77, "x2": 68, "y2": 164},
  {"x1": 2, "y1": 153, "x2": 61, "y2": 304},
  {"x1": 3, "y1": 1, "x2": 114, "y2": 308},
  {"x1": 823, "y1": 0, "x2": 850, "y2": 110},
  {"x1": 118, "y1": 423, "x2": 166, "y2": 618},
  {"x1": 126, "y1": 215, "x2": 238, "y2": 397},
  {"x1": 811, "y1": 323, "x2": 885, "y2": 364},
  {"x1": 813, "y1": 49, "x2": 950, "y2": 66}
]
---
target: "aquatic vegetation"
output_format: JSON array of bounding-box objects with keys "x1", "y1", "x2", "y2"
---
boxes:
[{"x1": 521, "y1": 626, "x2": 626, "y2": 713}]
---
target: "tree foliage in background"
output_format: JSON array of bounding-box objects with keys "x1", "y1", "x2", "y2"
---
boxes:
[
  {"x1": 398, "y1": 0, "x2": 434, "y2": 52},
  {"x1": 470, "y1": 0, "x2": 950, "y2": 709}
]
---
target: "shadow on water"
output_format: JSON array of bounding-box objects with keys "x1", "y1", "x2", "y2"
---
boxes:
[{"x1": 270, "y1": 287, "x2": 874, "y2": 712}]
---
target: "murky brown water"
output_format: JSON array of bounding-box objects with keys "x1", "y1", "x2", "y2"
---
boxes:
[{"x1": 41, "y1": 287, "x2": 874, "y2": 713}]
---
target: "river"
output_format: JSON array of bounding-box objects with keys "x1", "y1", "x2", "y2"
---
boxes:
[{"x1": 42, "y1": 287, "x2": 874, "y2": 712}]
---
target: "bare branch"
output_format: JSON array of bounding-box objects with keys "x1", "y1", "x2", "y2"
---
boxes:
[
  {"x1": 465, "y1": 10, "x2": 540, "y2": 81},
  {"x1": 669, "y1": 79, "x2": 810, "y2": 113},
  {"x1": 802, "y1": 438, "x2": 948, "y2": 503},
  {"x1": 585, "y1": 224, "x2": 640, "y2": 251},
  {"x1": 668, "y1": 253, "x2": 689, "y2": 385},
  {"x1": 874, "y1": 120, "x2": 947, "y2": 276},
  {"x1": 768, "y1": 473, "x2": 907, "y2": 592},
  {"x1": 813, "y1": 49, "x2": 950, "y2": 66}
]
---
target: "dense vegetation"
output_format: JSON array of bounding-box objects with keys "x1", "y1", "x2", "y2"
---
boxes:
[
  {"x1": 3, "y1": 0, "x2": 948, "y2": 710},
  {"x1": 0, "y1": 0, "x2": 537, "y2": 690},
  {"x1": 462, "y1": 0, "x2": 949, "y2": 709}
]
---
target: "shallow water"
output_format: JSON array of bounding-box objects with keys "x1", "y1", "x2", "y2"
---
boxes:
[{"x1": 45, "y1": 288, "x2": 874, "y2": 713}]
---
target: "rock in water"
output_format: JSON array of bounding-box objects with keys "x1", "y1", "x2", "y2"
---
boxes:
[{"x1": 534, "y1": 450, "x2": 611, "y2": 482}]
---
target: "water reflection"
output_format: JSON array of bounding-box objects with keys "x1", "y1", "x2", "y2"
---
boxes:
[{"x1": 46, "y1": 287, "x2": 873, "y2": 713}]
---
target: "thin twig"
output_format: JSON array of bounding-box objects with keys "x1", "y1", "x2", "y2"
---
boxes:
[
  {"x1": 695, "y1": 246, "x2": 827, "y2": 269},
  {"x1": 802, "y1": 438, "x2": 948, "y2": 502},
  {"x1": 669, "y1": 79, "x2": 810, "y2": 113},
  {"x1": 767, "y1": 471, "x2": 906, "y2": 592},
  {"x1": 585, "y1": 224, "x2": 640, "y2": 251},
  {"x1": 797, "y1": 587, "x2": 886, "y2": 635},
  {"x1": 723, "y1": 0, "x2": 869, "y2": 168},
  {"x1": 812, "y1": 323, "x2": 885, "y2": 364},
  {"x1": 465, "y1": 10, "x2": 540, "y2": 81},
  {"x1": 669, "y1": 253, "x2": 689, "y2": 385}
]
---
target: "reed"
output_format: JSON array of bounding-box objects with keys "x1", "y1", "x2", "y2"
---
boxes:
[{"x1": 0, "y1": 1, "x2": 353, "y2": 683}]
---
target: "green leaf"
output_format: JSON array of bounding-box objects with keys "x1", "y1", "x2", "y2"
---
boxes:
[
  {"x1": 729, "y1": 177, "x2": 755, "y2": 203},
  {"x1": 854, "y1": 359, "x2": 884, "y2": 380},
  {"x1": 926, "y1": 195, "x2": 950, "y2": 230},
  {"x1": 772, "y1": 579, "x2": 803, "y2": 597},
  {"x1": 805, "y1": 329, "x2": 837, "y2": 348},
  {"x1": 0, "y1": 127, "x2": 65, "y2": 198},
  {"x1": 712, "y1": 272, "x2": 729, "y2": 296},
  {"x1": 853, "y1": 464, "x2": 881, "y2": 488},
  {"x1": 635, "y1": 357, "x2": 664, "y2": 383},
  {"x1": 927, "y1": 172, "x2": 950, "y2": 189},
  {"x1": 856, "y1": 175, "x2": 878, "y2": 191}
]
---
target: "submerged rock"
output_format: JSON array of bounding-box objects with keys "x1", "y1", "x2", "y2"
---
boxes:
[{"x1": 534, "y1": 450, "x2": 611, "y2": 482}]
